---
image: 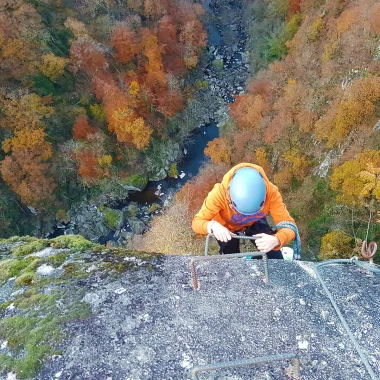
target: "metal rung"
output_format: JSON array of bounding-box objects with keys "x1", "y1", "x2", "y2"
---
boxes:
[
  {"x1": 191, "y1": 353, "x2": 300, "y2": 379},
  {"x1": 190, "y1": 251, "x2": 268, "y2": 290}
]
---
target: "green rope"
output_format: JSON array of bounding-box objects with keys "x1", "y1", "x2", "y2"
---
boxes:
[{"x1": 275, "y1": 221, "x2": 301, "y2": 260}]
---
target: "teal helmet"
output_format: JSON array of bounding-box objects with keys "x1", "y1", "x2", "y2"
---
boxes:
[{"x1": 229, "y1": 167, "x2": 266, "y2": 215}]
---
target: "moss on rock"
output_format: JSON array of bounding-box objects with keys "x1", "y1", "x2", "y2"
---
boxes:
[
  {"x1": 12, "y1": 240, "x2": 50, "y2": 258},
  {"x1": 50, "y1": 235, "x2": 98, "y2": 251},
  {"x1": 15, "y1": 273, "x2": 35, "y2": 286},
  {"x1": 0, "y1": 259, "x2": 30, "y2": 284},
  {"x1": 103, "y1": 208, "x2": 123, "y2": 230}
]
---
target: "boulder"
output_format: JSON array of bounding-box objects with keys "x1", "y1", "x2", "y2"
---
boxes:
[{"x1": 127, "y1": 217, "x2": 147, "y2": 235}]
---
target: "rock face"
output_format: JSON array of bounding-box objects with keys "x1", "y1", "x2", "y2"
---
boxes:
[
  {"x1": 68, "y1": 202, "x2": 109, "y2": 241},
  {"x1": 35, "y1": 257, "x2": 380, "y2": 379}
]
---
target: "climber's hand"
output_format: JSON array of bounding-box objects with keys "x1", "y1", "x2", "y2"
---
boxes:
[
  {"x1": 253, "y1": 233, "x2": 280, "y2": 253},
  {"x1": 207, "y1": 221, "x2": 233, "y2": 242}
]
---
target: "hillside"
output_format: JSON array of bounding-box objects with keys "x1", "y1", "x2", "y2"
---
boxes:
[
  {"x1": 138, "y1": 0, "x2": 380, "y2": 261},
  {"x1": 0, "y1": 236, "x2": 379, "y2": 379}
]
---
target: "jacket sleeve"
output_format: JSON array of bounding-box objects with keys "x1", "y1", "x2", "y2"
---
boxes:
[
  {"x1": 268, "y1": 184, "x2": 296, "y2": 249},
  {"x1": 192, "y1": 184, "x2": 225, "y2": 235}
]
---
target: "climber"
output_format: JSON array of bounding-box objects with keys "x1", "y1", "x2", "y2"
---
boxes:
[{"x1": 192, "y1": 163, "x2": 298, "y2": 259}]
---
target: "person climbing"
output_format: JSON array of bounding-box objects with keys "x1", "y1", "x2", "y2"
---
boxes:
[{"x1": 192, "y1": 163, "x2": 300, "y2": 259}]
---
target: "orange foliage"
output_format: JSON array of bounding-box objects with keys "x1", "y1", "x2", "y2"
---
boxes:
[
  {"x1": 72, "y1": 115, "x2": 96, "y2": 140},
  {"x1": 273, "y1": 167, "x2": 293, "y2": 191},
  {"x1": 288, "y1": 0, "x2": 302, "y2": 16},
  {"x1": 143, "y1": 0, "x2": 167, "y2": 20},
  {"x1": 0, "y1": 0, "x2": 43, "y2": 79},
  {"x1": 158, "y1": 15, "x2": 186, "y2": 76},
  {"x1": 70, "y1": 40, "x2": 107, "y2": 75},
  {"x1": 175, "y1": 163, "x2": 229, "y2": 216},
  {"x1": 230, "y1": 94, "x2": 270, "y2": 130},
  {"x1": 179, "y1": 20, "x2": 207, "y2": 69},
  {"x1": 111, "y1": 24, "x2": 141, "y2": 63},
  {"x1": 336, "y1": 6, "x2": 360, "y2": 36},
  {"x1": 204, "y1": 137, "x2": 232, "y2": 165},
  {"x1": 141, "y1": 28, "x2": 163, "y2": 73},
  {"x1": 157, "y1": 89, "x2": 184, "y2": 117},
  {"x1": 77, "y1": 151, "x2": 99, "y2": 182},
  {"x1": 0, "y1": 131, "x2": 55, "y2": 208}
]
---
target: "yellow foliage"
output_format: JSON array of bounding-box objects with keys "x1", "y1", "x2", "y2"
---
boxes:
[
  {"x1": 39, "y1": 53, "x2": 68, "y2": 82},
  {"x1": 128, "y1": 81, "x2": 140, "y2": 96},
  {"x1": 64, "y1": 17, "x2": 88, "y2": 38},
  {"x1": 308, "y1": 17, "x2": 324, "y2": 42},
  {"x1": 97, "y1": 155, "x2": 113, "y2": 168},
  {"x1": 2, "y1": 39, "x2": 24, "y2": 58},
  {"x1": 89, "y1": 104, "x2": 107, "y2": 122},
  {"x1": 330, "y1": 150, "x2": 380, "y2": 207},
  {"x1": 331, "y1": 100, "x2": 374, "y2": 146},
  {"x1": 56, "y1": 209, "x2": 71, "y2": 223},
  {"x1": 2, "y1": 94, "x2": 54, "y2": 132},
  {"x1": 2, "y1": 128, "x2": 52, "y2": 160},
  {"x1": 254, "y1": 148, "x2": 273, "y2": 177},
  {"x1": 322, "y1": 40, "x2": 339, "y2": 62},
  {"x1": 184, "y1": 54, "x2": 198, "y2": 69},
  {"x1": 283, "y1": 149, "x2": 310, "y2": 180},
  {"x1": 109, "y1": 107, "x2": 152, "y2": 149},
  {"x1": 319, "y1": 230, "x2": 353, "y2": 260}
]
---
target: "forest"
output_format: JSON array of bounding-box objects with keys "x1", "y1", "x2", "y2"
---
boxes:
[
  {"x1": 1, "y1": 0, "x2": 380, "y2": 261},
  {"x1": 135, "y1": 0, "x2": 380, "y2": 261},
  {"x1": 0, "y1": 0, "x2": 207, "y2": 236}
]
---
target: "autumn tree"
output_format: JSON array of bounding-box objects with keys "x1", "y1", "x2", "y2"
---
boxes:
[
  {"x1": 319, "y1": 230, "x2": 354, "y2": 260},
  {"x1": 1, "y1": 129, "x2": 56, "y2": 208},
  {"x1": 330, "y1": 150, "x2": 380, "y2": 208},
  {"x1": 72, "y1": 115, "x2": 96, "y2": 140},
  {"x1": 316, "y1": 77, "x2": 380, "y2": 146},
  {"x1": 38, "y1": 54, "x2": 69, "y2": 83},
  {"x1": 111, "y1": 24, "x2": 141, "y2": 63},
  {"x1": 204, "y1": 137, "x2": 232, "y2": 165},
  {"x1": 0, "y1": 0, "x2": 44, "y2": 80}
]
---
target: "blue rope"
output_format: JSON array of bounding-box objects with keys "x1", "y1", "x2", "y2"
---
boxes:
[{"x1": 275, "y1": 221, "x2": 301, "y2": 260}]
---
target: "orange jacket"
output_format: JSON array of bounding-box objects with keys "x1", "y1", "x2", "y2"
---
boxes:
[{"x1": 192, "y1": 163, "x2": 296, "y2": 249}]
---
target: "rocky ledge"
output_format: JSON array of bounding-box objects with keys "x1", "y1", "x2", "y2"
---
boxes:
[{"x1": 1, "y1": 236, "x2": 379, "y2": 379}]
